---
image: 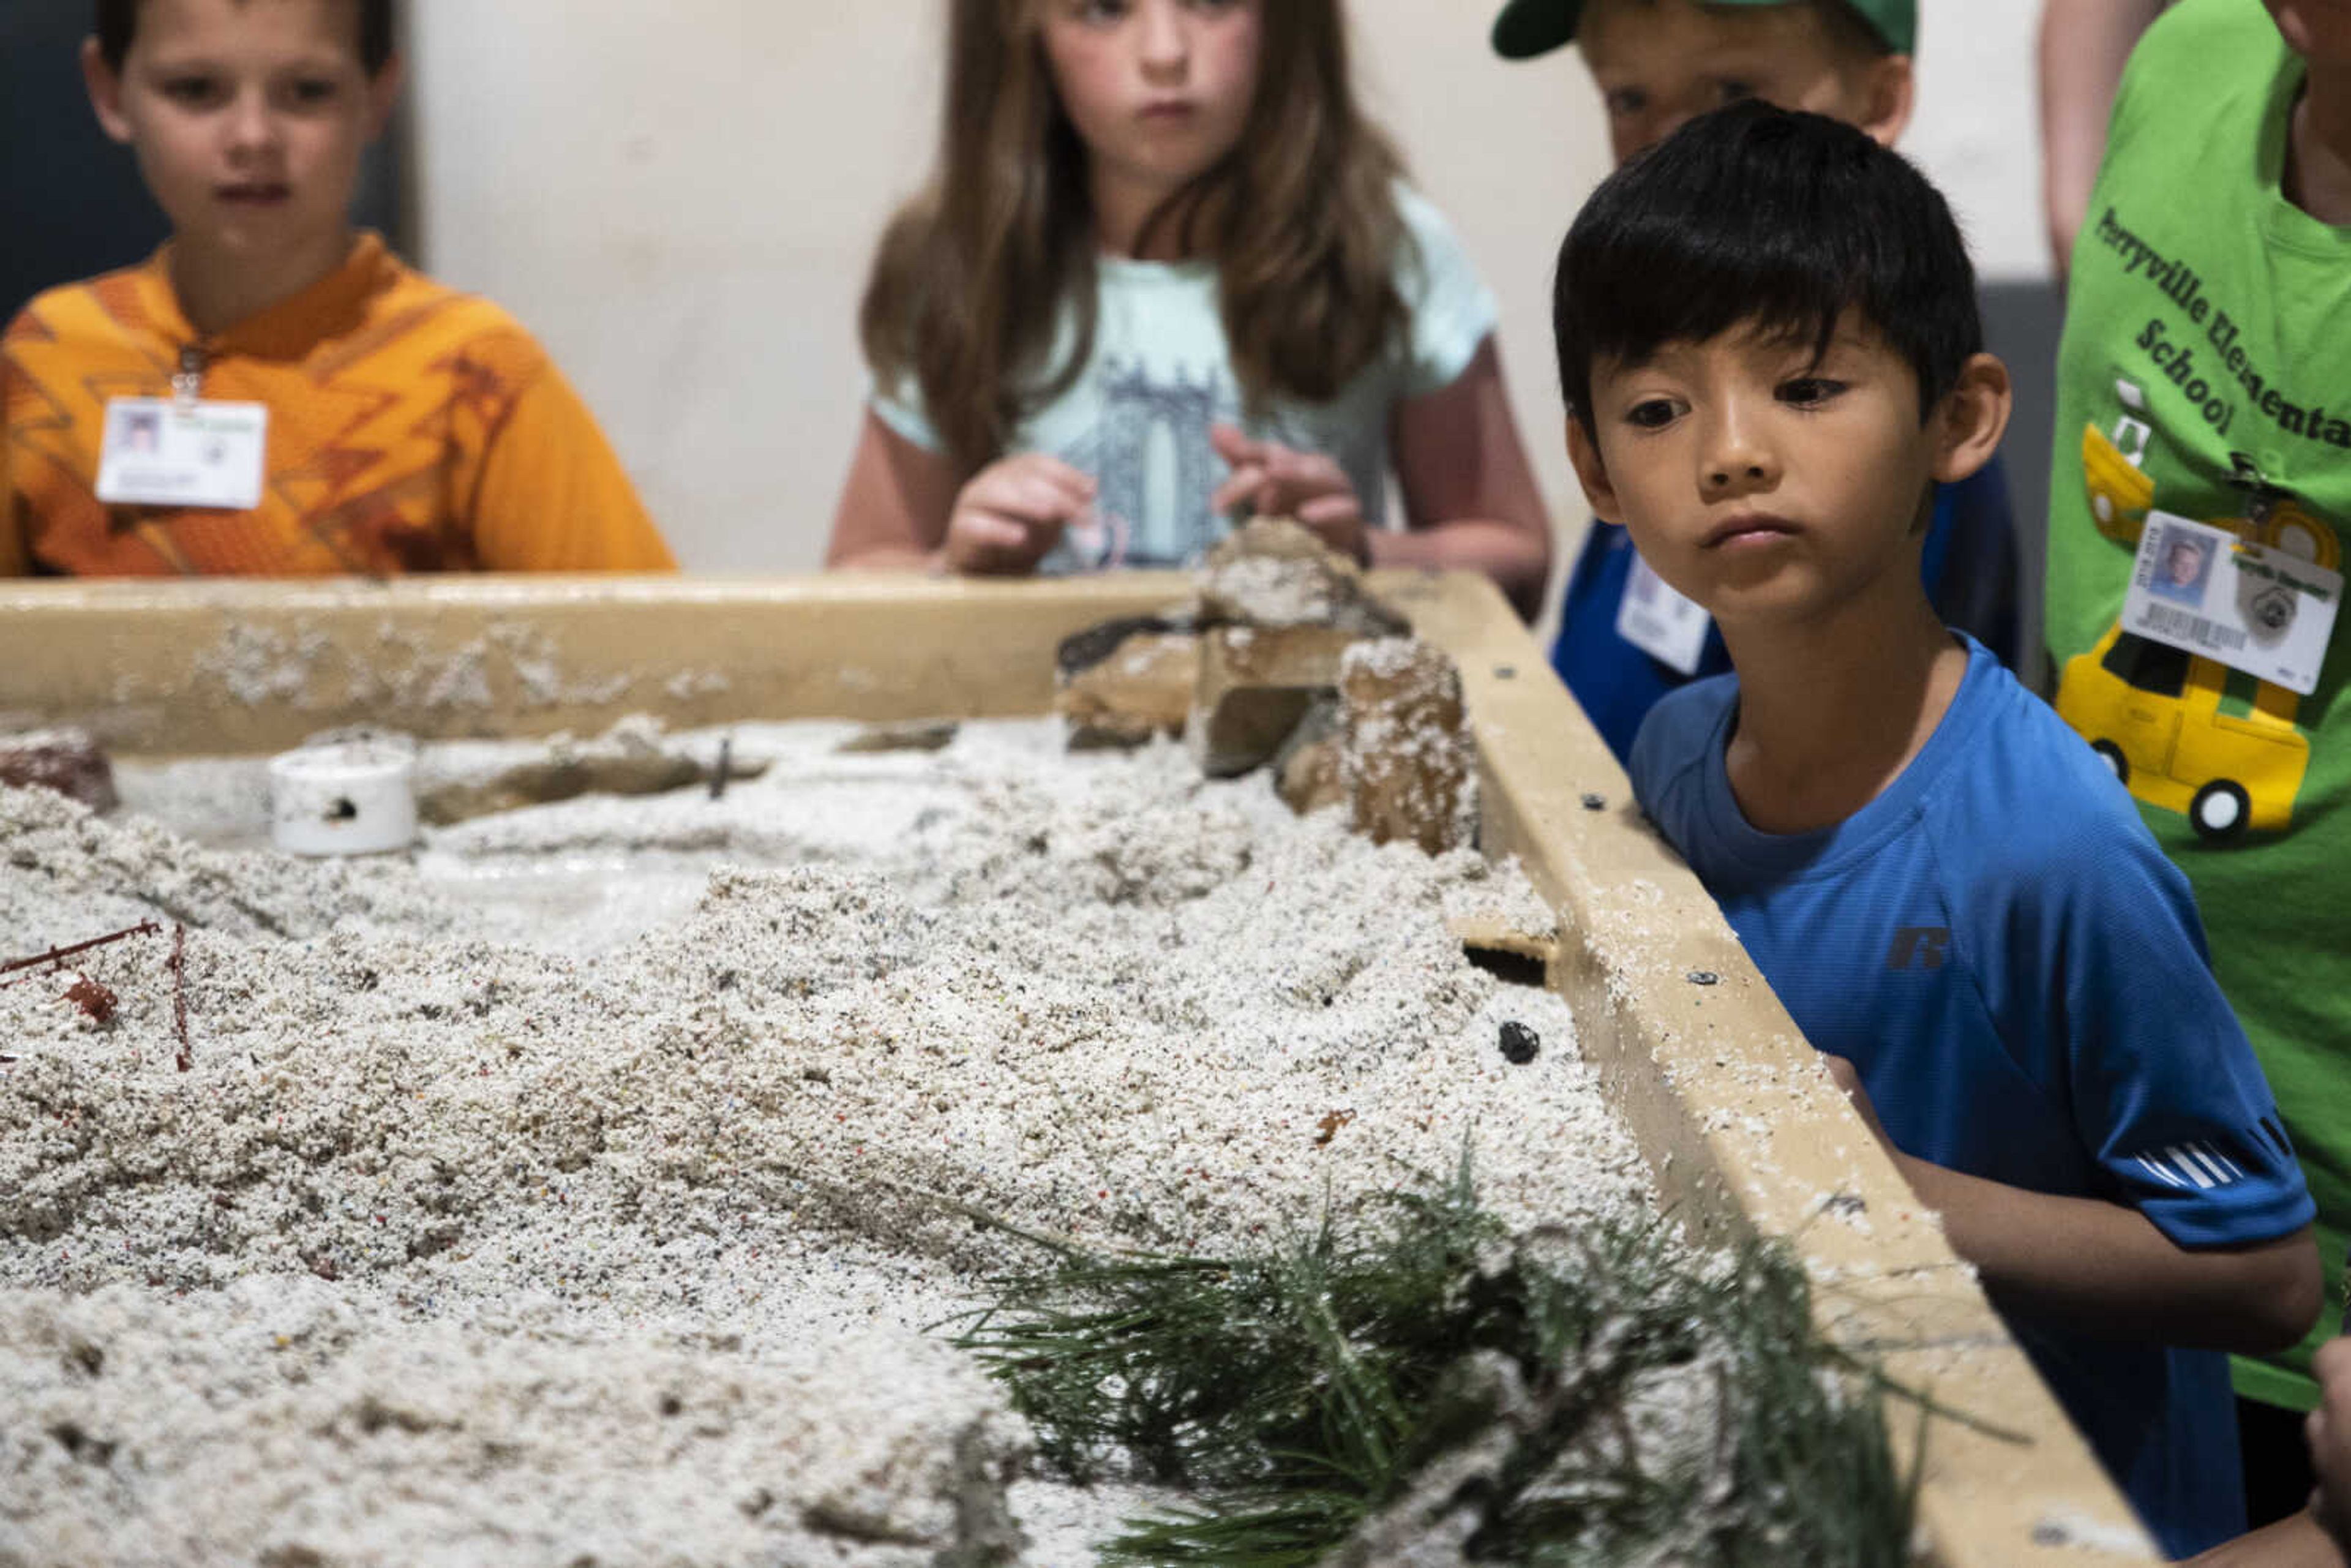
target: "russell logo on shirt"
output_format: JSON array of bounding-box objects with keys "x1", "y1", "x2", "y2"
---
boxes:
[{"x1": 1886, "y1": 928, "x2": 1952, "y2": 972}]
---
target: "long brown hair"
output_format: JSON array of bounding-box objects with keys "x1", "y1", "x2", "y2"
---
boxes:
[{"x1": 860, "y1": 0, "x2": 1409, "y2": 478}]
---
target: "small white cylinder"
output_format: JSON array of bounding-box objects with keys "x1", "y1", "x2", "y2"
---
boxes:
[{"x1": 269, "y1": 735, "x2": 418, "y2": 857}]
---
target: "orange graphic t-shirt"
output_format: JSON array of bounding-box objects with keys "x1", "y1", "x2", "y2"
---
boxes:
[{"x1": 1, "y1": 233, "x2": 675, "y2": 577}]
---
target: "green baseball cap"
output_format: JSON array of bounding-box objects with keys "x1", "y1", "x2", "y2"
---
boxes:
[{"x1": 1490, "y1": 0, "x2": 1915, "y2": 61}]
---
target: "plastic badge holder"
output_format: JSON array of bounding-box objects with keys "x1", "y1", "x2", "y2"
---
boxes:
[{"x1": 269, "y1": 734, "x2": 419, "y2": 857}]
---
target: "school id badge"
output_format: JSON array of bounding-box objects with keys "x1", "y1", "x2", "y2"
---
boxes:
[
  {"x1": 2121, "y1": 510, "x2": 2341, "y2": 697},
  {"x1": 95, "y1": 397, "x2": 268, "y2": 511},
  {"x1": 1616, "y1": 550, "x2": 1710, "y2": 677}
]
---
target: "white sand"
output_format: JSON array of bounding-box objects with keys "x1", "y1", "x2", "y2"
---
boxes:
[{"x1": 1, "y1": 721, "x2": 1654, "y2": 1566}]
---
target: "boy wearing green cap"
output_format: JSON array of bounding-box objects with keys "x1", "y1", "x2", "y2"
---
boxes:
[
  {"x1": 1495, "y1": 0, "x2": 2022, "y2": 767},
  {"x1": 1495, "y1": 0, "x2": 1917, "y2": 158}
]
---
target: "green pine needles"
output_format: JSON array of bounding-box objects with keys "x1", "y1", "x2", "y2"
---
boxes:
[{"x1": 953, "y1": 1158, "x2": 1922, "y2": 1566}]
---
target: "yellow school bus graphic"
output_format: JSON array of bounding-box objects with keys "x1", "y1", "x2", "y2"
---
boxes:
[
  {"x1": 2082, "y1": 421, "x2": 2156, "y2": 546},
  {"x1": 2057, "y1": 625, "x2": 2308, "y2": 838},
  {"x1": 2057, "y1": 501, "x2": 2336, "y2": 841}
]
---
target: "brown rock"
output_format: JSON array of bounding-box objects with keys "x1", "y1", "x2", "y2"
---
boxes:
[
  {"x1": 1188, "y1": 624, "x2": 1367, "y2": 778},
  {"x1": 0, "y1": 729, "x2": 118, "y2": 813},
  {"x1": 1179, "y1": 521, "x2": 1419, "y2": 777},
  {"x1": 1053, "y1": 616, "x2": 1199, "y2": 749},
  {"x1": 836, "y1": 720, "x2": 959, "y2": 755},
  {"x1": 1199, "y1": 519, "x2": 1407, "y2": 636},
  {"x1": 1340, "y1": 639, "x2": 1475, "y2": 856},
  {"x1": 415, "y1": 718, "x2": 760, "y2": 826},
  {"x1": 1273, "y1": 697, "x2": 1346, "y2": 816}
]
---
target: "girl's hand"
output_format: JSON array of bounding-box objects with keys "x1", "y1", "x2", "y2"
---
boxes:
[
  {"x1": 1209, "y1": 424, "x2": 1367, "y2": 564},
  {"x1": 943, "y1": 454, "x2": 1097, "y2": 576}
]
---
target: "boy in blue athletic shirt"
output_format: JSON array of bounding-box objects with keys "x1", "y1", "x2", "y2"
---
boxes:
[
  {"x1": 1554, "y1": 102, "x2": 2320, "y2": 1558},
  {"x1": 1493, "y1": 0, "x2": 2019, "y2": 761}
]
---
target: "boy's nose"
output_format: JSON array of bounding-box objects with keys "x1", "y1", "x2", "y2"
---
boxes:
[
  {"x1": 222, "y1": 91, "x2": 283, "y2": 159},
  {"x1": 1700, "y1": 412, "x2": 1780, "y2": 495},
  {"x1": 1703, "y1": 455, "x2": 1779, "y2": 493}
]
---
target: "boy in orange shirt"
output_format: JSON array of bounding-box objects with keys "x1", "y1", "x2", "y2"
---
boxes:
[{"x1": 1, "y1": 0, "x2": 675, "y2": 577}]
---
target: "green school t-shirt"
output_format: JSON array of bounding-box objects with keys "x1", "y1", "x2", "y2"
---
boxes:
[{"x1": 2046, "y1": 0, "x2": 2351, "y2": 1411}]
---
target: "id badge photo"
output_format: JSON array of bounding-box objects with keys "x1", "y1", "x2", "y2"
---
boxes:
[
  {"x1": 2121, "y1": 510, "x2": 2341, "y2": 697},
  {"x1": 94, "y1": 396, "x2": 269, "y2": 512}
]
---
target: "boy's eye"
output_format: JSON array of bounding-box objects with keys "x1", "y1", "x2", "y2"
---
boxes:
[
  {"x1": 1777, "y1": 377, "x2": 1844, "y2": 407},
  {"x1": 1072, "y1": 0, "x2": 1131, "y2": 21},
  {"x1": 283, "y1": 77, "x2": 343, "y2": 108},
  {"x1": 161, "y1": 75, "x2": 225, "y2": 107},
  {"x1": 1603, "y1": 88, "x2": 1649, "y2": 118},
  {"x1": 1714, "y1": 79, "x2": 1758, "y2": 105},
  {"x1": 1624, "y1": 399, "x2": 1679, "y2": 430}
]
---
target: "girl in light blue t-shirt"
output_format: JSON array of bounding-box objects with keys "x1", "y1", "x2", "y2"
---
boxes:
[{"x1": 825, "y1": 0, "x2": 1551, "y2": 618}]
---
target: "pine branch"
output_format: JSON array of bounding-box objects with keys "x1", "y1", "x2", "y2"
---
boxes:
[{"x1": 953, "y1": 1154, "x2": 1924, "y2": 1566}]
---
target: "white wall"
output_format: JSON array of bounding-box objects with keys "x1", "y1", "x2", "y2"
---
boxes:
[
  {"x1": 1909, "y1": 0, "x2": 2048, "y2": 284},
  {"x1": 409, "y1": 1, "x2": 2047, "y2": 575}
]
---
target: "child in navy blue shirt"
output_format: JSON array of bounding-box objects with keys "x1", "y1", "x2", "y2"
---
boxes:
[{"x1": 1552, "y1": 102, "x2": 2320, "y2": 1559}]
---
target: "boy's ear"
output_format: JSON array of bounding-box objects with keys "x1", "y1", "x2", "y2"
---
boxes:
[
  {"x1": 364, "y1": 53, "x2": 407, "y2": 141},
  {"x1": 1564, "y1": 413, "x2": 1625, "y2": 524},
  {"x1": 1931, "y1": 353, "x2": 2013, "y2": 486},
  {"x1": 81, "y1": 37, "x2": 135, "y2": 146},
  {"x1": 1857, "y1": 53, "x2": 1914, "y2": 148}
]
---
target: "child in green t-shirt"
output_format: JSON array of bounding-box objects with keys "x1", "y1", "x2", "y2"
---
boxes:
[{"x1": 2045, "y1": 0, "x2": 2351, "y2": 1545}]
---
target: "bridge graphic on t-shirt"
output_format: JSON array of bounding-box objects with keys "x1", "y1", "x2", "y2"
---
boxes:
[{"x1": 1082, "y1": 361, "x2": 1228, "y2": 569}]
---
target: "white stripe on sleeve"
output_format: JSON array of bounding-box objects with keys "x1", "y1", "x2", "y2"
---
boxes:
[
  {"x1": 2164, "y1": 1147, "x2": 2216, "y2": 1190},
  {"x1": 2194, "y1": 1142, "x2": 2245, "y2": 1183}
]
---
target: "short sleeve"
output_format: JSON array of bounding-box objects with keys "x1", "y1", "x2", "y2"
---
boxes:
[
  {"x1": 467, "y1": 344, "x2": 677, "y2": 573},
  {"x1": 1990, "y1": 810, "x2": 2314, "y2": 1250},
  {"x1": 2100, "y1": 0, "x2": 2229, "y2": 171},
  {"x1": 869, "y1": 369, "x2": 947, "y2": 456},
  {"x1": 1624, "y1": 691, "x2": 1677, "y2": 818},
  {"x1": 1391, "y1": 186, "x2": 1500, "y2": 399},
  {"x1": 1625, "y1": 677, "x2": 1733, "y2": 843}
]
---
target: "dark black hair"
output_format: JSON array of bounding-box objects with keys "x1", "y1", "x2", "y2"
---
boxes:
[
  {"x1": 1553, "y1": 101, "x2": 1980, "y2": 438},
  {"x1": 96, "y1": 0, "x2": 398, "y2": 76}
]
